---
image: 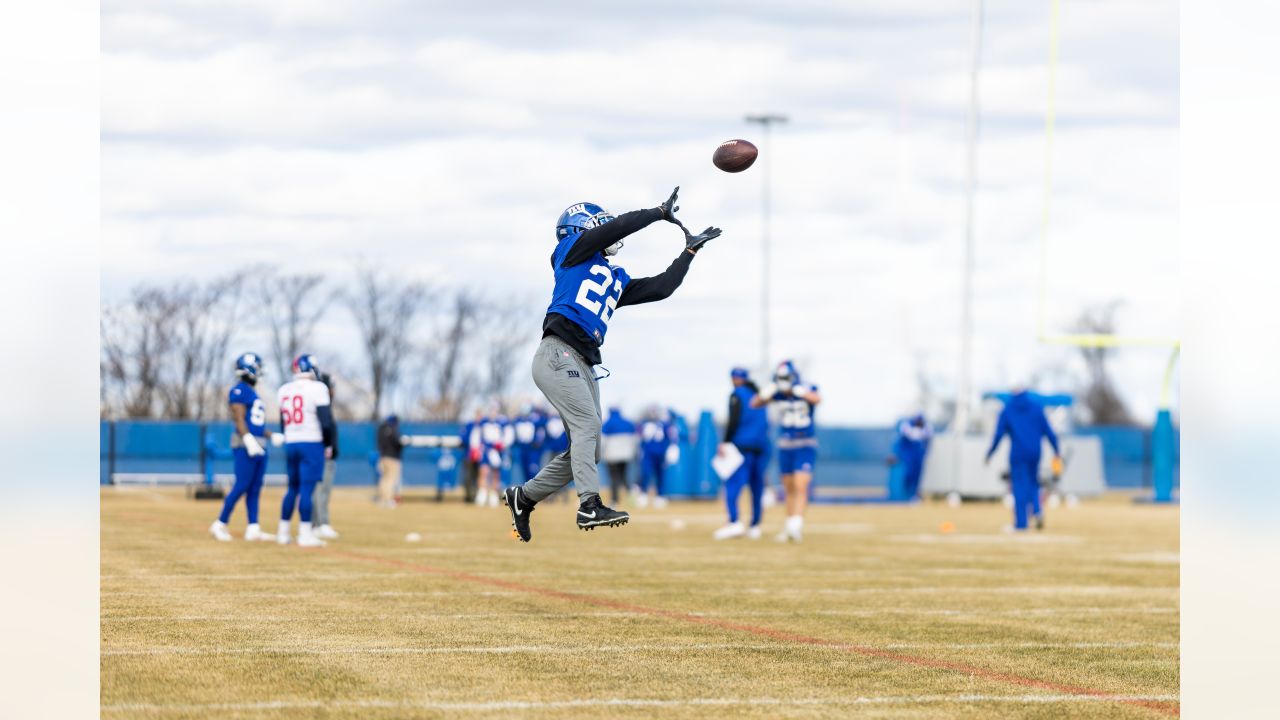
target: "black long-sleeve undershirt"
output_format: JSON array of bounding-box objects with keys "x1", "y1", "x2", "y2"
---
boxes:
[
  {"x1": 317, "y1": 404, "x2": 336, "y2": 449},
  {"x1": 562, "y1": 207, "x2": 665, "y2": 267}
]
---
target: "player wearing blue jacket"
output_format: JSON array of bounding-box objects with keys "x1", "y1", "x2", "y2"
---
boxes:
[
  {"x1": 753, "y1": 361, "x2": 821, "y2": 543},
  {"x1": 601, "y1": 407, "x2": 638, "y2": 505},
  {"x1": 511, "y1": 406, "x2": 547, "y2": 486},
  {"x1": 985, "y1": 389, "x2": 1062, "y2": 531},
  {"x1": 715, "y1": 368, "x2": 770, "y2": 540},
  {"x1": 503, "y1": 188, "x2": 721, "y2": 542},
  {"x1": 890, "y1": 413, "x2": 933, "y2": 501},
  {"x1": 210, "y1": 353, "x2": 283, "y2": 542},
  {"x1": 636, "y1": 406, "x2": 676, "y2": 509}
]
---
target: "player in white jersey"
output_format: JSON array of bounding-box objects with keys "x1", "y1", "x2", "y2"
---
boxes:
[
  {"x1": 475, "y1": 406, "x2": 510, "y2": 508},
  {"x1": 276, "y1": 354, "x2": 336, "y2": 547}
]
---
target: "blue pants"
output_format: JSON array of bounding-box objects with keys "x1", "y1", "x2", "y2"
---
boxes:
[
  {"x1": 901, "y1": 453, "x2": 925, "y2": 499},
  {"x1": 724, "y1": 448, "x2": 766, "y2": 526},
  {"x1": 637, "y1": 450, "x2": 666, "y2": 495},
  {"x1": 514, "y1": 445, "x2": 542, "y2": 484},
  {"x1": 219, "y1": 447, "x2": 267, "y2": 524},
  {"x1": 1010, "y1": 458, "x2": 1043, "y2": 530},
  {"x1": 282, "y1": 442, "x2": 325, "y2": 523}
]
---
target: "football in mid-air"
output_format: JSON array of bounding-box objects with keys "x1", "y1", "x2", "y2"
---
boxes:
[{"x1": 712, "y1": 139, "x2": 758, "y2": 173}]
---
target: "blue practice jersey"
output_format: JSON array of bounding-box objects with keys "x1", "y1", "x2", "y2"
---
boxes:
[
  {"x1": 639, "y1": 419, "x2": 674, "y2": 456},
  {"x1": 228, "y1": 381, "x2": 266, "y2": 437},
  {"x1": 511, "y1": 413, "x2": 545, "y2": 448},
  {"x1": 730, "y1": 384, "x2": 770, "y2": 450},
  {"x1": 772, "y1": 385, "x2": 819, "y2": 446},
  {"x1": 545, "y1": 235, "x2": 632, "y2": 348}
]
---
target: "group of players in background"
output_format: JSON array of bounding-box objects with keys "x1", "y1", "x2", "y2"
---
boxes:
[
  {"x1": 208, "y1": 347, "x2": 830, "y2": 546},
  {"x1": 459, "y1": 403, "x2": 684, "y2": 511}
]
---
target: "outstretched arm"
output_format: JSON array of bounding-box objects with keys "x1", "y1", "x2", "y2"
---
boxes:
[
  {"x1": 563, "y1": 208, "x2": 665, "y2": 267},
  {"x1": 617, "y1": 250, "x2": 695, "y2": 307},
  {"x1": 985, "y1": 412, "x2": 1009, "y2": 462}
]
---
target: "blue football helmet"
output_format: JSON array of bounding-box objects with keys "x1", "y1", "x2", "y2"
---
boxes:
[
  {"x1": 234, "y1": 352, "x2": 263, "y2": 383},
  {"x1": 292, "y1": 353, "x2": 320, "y2": 378},
  {"x1": 556, "y1": 202, "x2": 615, "y2": 241},
  {"x1": 774, "y1": 360, "x2": 800, "y2": 391}
]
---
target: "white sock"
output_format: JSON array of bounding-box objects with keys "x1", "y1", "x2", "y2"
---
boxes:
[
  {"x1": 787, "y1": 515, "x2": 804, "y2": 534},
  {"x1": 246, "y1": 523, "x2": 259, "y2": 534},
  {"x1": 300, "y1": 521, "x2": 313, "y2": 536},
  {"x1": 212, "y1": 520, "x2": 226, "y2": 530},
  {"x1": 278, "y1": 523, "x2": 290, "y2": 536}
]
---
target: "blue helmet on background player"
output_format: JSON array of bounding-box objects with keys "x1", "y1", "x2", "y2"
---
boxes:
[
  {"x1": 292, "y1": 353, "x2": 320, "y2": 379},
  {"x1": 556, "y1": 202, "x2": 621, "y2": 254},
  {"x1": 235, "y1": 352, "x2": 263, "y2": 384},
  {"x1": 774, "y1": 360, "x2": 800, "y2": 392}
]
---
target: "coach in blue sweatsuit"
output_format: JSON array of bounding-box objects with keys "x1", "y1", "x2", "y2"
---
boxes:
[
  {"x1": 722, "y1": 368, "x2": 770, "y2": 532},
  {"x1": 985, "y1": 390, "x2": 1061, "y2": 531}
]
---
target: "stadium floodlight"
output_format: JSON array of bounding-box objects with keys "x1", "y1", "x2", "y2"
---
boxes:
[{"x1": 746, "y1": 114, "x2": 788, "y2": 375}]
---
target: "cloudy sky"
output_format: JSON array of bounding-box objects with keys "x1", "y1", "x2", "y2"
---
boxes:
[{"x1": 101, "y1": 0, "x2": 1179, "y2": 425}]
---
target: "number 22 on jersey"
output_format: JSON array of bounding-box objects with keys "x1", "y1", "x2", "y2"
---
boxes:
[{"x1": 574, "y1": 265, "x2": 623, "y2": 326}]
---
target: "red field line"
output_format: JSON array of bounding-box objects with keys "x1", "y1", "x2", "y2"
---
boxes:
[
  {"x1": 324, "y1": 548, "x2": 1179, "y2": 717},
  {"x1": 105, "y1": 511, "x2": 1177, "y2": 716}
]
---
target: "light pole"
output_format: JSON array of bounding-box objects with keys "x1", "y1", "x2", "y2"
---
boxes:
[
  {"x1": 954, "y1": 0, "x2": 984, "y2": 484},
  {"x1": 745, "y1": 114, "x2": 787, "y2": 376}
]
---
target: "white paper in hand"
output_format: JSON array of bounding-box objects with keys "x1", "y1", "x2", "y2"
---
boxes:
[{"x1": 712, "y1": 443, "x2": 744, "y2": 480}]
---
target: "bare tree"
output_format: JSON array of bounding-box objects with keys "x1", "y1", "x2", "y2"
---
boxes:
[
  {"x1": 101, "y1": 287, "x2": 182, "y2": 418},
  {"x1": 417, "y1": 289, "x2": 482, "y2": 421},
  {"x1": 1072, "y1": 300, "x2": 1134, "y2": 426},
  {"x1": 344, "y1": 267, "x2": 432, "y2": 420},
  {"x1": 258, "y1": 271, "x2": 333, "y2": 381},
  {"x1": 159, "y1": 272, "x2": 252, "y2": 419},
  {"x1": 483, "y1": 296, "x2": 535, "y2": 402}
]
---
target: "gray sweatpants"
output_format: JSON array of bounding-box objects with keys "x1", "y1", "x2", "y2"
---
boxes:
[
  {"x1": 312, "y1": 458, "x2": 336, "y2": 526},
  {"x1": 522, "y1": 335, "x2": 602, "y2": 503}
]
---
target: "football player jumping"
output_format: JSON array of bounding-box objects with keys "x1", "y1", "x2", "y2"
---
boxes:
[
  {"x1": 753, "y1": 360, "x2": 822, "y2": 543},
  {"x1": 503, "y1": 187, "x2": 720, "y2": 542},
  {"x1": 210, "y1": 353, "x2": 283, "y2": 542}
]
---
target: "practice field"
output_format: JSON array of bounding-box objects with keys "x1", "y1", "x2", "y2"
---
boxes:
[{"x1": 101, "y1": 487, "x2": 1179, "y2": 718}]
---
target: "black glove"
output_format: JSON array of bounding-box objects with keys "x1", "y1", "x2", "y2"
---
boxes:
[
  {"x1": 683, "y1": 225, "x2": 722, "y2": 253},
  {"x1": 658, "y1": 186, "x2": 680, "y2": 223}
]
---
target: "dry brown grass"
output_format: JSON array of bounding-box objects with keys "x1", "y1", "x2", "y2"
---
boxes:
[{"x1": 102, "y1": 486, "x2": 1178, "y2": 718}]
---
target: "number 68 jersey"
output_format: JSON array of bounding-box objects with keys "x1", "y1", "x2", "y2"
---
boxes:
[
  {"x1": 276, "y1": 377, "x2": 331, "y2": 444},
  {"x1": 545, "y1": 236, "x2": 632, "y2": 348}
]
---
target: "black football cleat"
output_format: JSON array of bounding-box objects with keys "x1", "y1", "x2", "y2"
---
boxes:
[
  {"x1": 1034, "y1": 513, "x2": 1045, "y2": 531},
  {"x1": 576, "y1": 495, "x2": 629, "y2": 531},
  {"x1": 503, "y1": 486, "x2": 536, "y2": 542}
]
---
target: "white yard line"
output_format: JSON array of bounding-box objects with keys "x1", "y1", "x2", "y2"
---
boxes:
[
  {"x1": 102, "y1": 694, "x2": 1179, "y2": 713},
  {"x1": 101, "y1": 641, "x2": 1177, "y2": 657}
]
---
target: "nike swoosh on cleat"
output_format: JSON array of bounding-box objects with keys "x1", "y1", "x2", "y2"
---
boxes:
[
  {"x1": 512, "y1": 493, "x2": 522, "y2": 515},
  {"x1": 577, "y1": 510, "x2": 596, "y2": 518}
]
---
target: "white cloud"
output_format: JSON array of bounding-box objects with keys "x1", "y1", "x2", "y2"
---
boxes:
[{"x1": 101, "y1": 0, "x2": 1178, "y2": 424}]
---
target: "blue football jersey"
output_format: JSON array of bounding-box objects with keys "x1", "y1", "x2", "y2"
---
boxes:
[
  {"x1": 773, "y1": 385, "x2": 818, "y2": 443},
  {"x1": 545, "y1": 235, "x2": 632, "y2": 348},
  {"x1": 639, "y1": 419, "x2": 673, "y2": 456},
  {"x1": 228, "y1": 381, "x2": 266, "y2": 437}
]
